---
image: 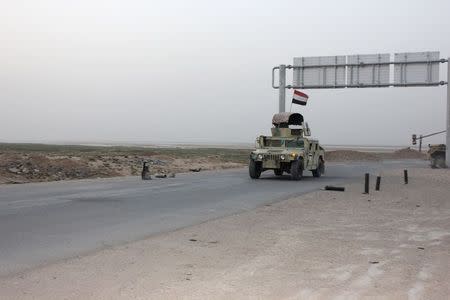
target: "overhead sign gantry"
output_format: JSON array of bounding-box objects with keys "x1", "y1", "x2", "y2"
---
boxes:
[{"x1": 271, "y1": 51, "x2": 449, "y2": 165}]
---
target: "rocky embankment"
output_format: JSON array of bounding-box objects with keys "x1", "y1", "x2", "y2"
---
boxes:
[
  {"x1": 0, "y1": 145, "x2": 426, "y2": 184},
  {"x1": 0, "y1": 152, "x2": 243, "y2": 184}
]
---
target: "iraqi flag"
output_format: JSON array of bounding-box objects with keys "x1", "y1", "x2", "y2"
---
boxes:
[{"x1": 292, "y1": 90, "x2": 309, "y2": 106}]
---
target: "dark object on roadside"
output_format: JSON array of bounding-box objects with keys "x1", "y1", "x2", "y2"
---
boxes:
[
  {"x1": 155, "y1": 174, "x2": 167, "y2": 178},
  {"x1": 375, "y1": 176, "x2": 381, "y2": 191},
  {"x1": 149, "y1": 159, "x2": 167, "y2": 166},
  {"x1": 369, "y1": 261, "x2": 379, "y2": 264},
  {"x1": 404, "y1": 169, "x2": 408, "y2": 184},
  {"x1": 189, "y1": 168, "x2": 202, "y2": 172},
  {"x1": 141, "y1": 162, "x2": 151, "y2": 180},
  {"x1": 417, "y1": 247, "x2": 425, "y2": 250},
  {"x1": 428, "y1": 144, "x2": 446, "y2": 168},
  {"x1": 9, "y1": 180, "x2": 28, "y2": 184},
  {"x1": 364, "y1": 173, "x2": 369, "y2": 194},
  {"x1": 324, "y1": 186, "x2": 345, "y2": 192},
  {"x1": 189, "y1": 239, "x2": 197, "y2": 242}
]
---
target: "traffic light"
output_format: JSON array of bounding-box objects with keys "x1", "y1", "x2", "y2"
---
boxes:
[{"x1": 412, "y1": 134, "x2": 417, "y2": 145}]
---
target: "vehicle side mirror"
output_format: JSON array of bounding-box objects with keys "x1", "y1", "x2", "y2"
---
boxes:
[{"x1": 256, "y1": 136, "x2": 264, "y2": 148}]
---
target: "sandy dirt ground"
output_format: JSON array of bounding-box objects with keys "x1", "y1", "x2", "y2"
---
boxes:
[{"x1": 1, "y1": 168, "x2": 449, "y2": 300}]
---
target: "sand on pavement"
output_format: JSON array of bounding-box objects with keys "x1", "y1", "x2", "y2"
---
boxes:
[{"x1": 0, "y1": 168, "x2": 449, "y2": 299}]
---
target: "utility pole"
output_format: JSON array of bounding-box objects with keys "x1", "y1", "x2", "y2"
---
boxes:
[
  {"x1": 447, "y1": 58, "x2": 450, "y2": 165},
  {"x1": 419, "y1": 135, "x2": 423, "y2": 152}
]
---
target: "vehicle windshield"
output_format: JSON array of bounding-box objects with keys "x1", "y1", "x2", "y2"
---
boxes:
[
  {"x1": 263, "y1": 138, "x2": 304, "y2": 148},
  {"x1": 264, "y1": 139, "x2": 283, "y2": 147},
  {"x1": 285, "y1": 139, "x2": 304, "y2": 148}
]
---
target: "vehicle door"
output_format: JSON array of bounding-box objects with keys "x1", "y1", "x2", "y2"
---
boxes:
[{"x1": 306, "y1": 141, "x2": 315, "y2": 169}]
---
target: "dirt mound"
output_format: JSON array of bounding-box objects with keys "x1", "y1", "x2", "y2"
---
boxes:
[
  {"x1": 0, "y1": 145, "x2": 248, "y2": 184},
  {"x1": 0, "y1": 153, "x2": 122, "y2": 184},
  {"x1": 391, "y1": 147, "x2": 427, "y2": 159},
  {"x1": 325, "y1": 150, "x2": 379, "y2": 162},
  {"x1": 325, "y1": 148, "x2": 427, "y2": 162}
]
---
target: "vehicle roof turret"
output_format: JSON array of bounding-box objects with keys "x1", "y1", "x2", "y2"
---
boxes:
[
  {"x1": 271, "y1": 112, "x2": 305, "y2": 138},
  {"x1": 272, "y1": 112, "x2": 304, "y2": 127}
]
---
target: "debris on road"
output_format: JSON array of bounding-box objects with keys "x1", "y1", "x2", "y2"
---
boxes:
[
  {"x1": 149, "y1": 159, "x2": 168, "y2": 166},
  {"x1": 153, "y1": 173, "x2": 176, "y2": 179},
  {"x1": 324, "y1": 186, "x2": 345, "y2": 192},
  {"x1": 189, "y1": 168, "x2": 202, "y2": 172},
  {"x1": 7, "y1": 167, "x2": 20, "y2": 174}
]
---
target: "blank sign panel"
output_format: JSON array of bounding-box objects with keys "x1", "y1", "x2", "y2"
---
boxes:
[
  {"x1": 394, "y1": 51, "x2": 440, "y2": 85},
  {"x1": 293, "y1": 56, "x2": 346, "y2": 88},
  {"x1": 347, "y1": 54, "x2": 390, "y2": 87}
]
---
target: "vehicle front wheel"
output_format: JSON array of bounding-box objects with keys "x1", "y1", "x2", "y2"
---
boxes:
[
  {"x1": 274, "y1": 169, "x2": 283, "y2": 176},
  {"x1": 249, "y1": 159, "x2": 262, "y2": 179},
  {"x1": 290, "y1": 159, "x2": 303, "y2": 180},
  {"x1": 312, "y1": 160, "x2": 324, "y2": 178}
]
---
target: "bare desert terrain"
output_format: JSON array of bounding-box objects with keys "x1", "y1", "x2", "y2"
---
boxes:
[{"x1": 0, "y1": 143, "x2": 426, "y2": 184}]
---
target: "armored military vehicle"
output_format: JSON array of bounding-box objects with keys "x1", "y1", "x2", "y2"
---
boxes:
[
  {"x1": 428, "y1": 144, "x2": 446, "y2": 168},
  {"x1": 249, "y1": 112, "x2": 325, "y2": 180}
]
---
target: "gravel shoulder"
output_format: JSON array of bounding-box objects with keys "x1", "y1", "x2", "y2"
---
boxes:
[{"x1": 1, "y1": 168, "x2": 449, "y2": 299}]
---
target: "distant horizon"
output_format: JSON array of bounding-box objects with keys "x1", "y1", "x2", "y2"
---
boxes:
[{"x1": 0, "y1": 139, "x2": 421, "y2": 149}]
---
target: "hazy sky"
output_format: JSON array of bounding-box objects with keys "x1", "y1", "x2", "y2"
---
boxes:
[{"x1": 1, "y1": 0, "x2": 449, "y2": 146}]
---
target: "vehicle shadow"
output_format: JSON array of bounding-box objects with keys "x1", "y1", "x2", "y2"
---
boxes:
[{"x1": 258, "y1": 174, "x2": 343, "y2": 181}]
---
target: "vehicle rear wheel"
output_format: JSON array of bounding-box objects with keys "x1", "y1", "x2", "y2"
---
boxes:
[
  {"x1": 290, "y1": 159, "x2": 303, "y2": 180},
  {"x1": 312, "y1": 160, "x2": 324, "y2": 178},
  {"x1": 274, "y1": 169, "x2": 283, "y2": 176},
  {"x1": 249, "y1": 159, "x2": 262, "y2": 179}
]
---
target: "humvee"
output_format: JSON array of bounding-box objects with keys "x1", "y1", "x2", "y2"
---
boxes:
[
  {"x1": 428, "y1": 144, "x2": 446, "y2": 168},
  {"x1": 249, "y1": 112, "x2": 325, "y2": 180}
]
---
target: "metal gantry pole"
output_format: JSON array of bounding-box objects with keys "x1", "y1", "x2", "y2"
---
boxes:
[
  {"x1": 446, "y1": 58, "x2": 450, "y2": 166},
  {"x1": 279, "y1": 64, "x2": 286, "y2": 113}
]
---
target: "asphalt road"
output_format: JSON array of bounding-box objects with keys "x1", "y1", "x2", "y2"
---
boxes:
[{"x1": 0, "y1": 160, "x2": 426, "y2": 276}]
